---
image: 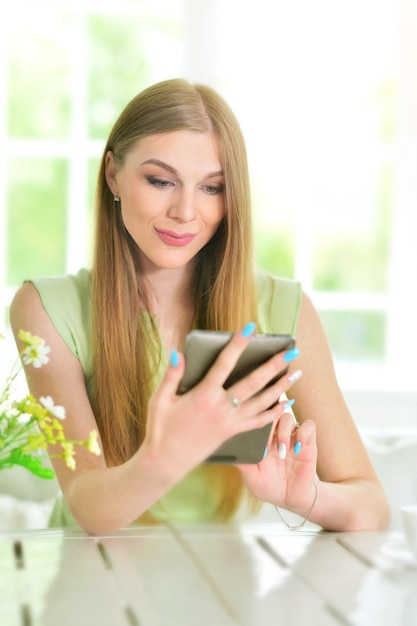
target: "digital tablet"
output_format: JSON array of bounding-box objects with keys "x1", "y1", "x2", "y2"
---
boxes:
[{"x1": 177, "y1": 330, "x2": 296, "y2": 464}]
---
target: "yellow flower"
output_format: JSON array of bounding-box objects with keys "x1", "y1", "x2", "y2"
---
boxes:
[
  {"x1": 18, "y1": 330, "x2": 44, "y2": 346},
  {"x1": 15, "y1": 397, "x2": 46, "y2": 420},
  {"x1": 1, "y1": 329, "x2": 101, "y2": 479},
  {"x1": 61, "y1": 441, "x2": 76, "y2": 471},
  {"x1": 86, "y1": 430, "x2": 101, "y2": 456},
  {"x1": 23, "y1": 434, "x2": 48, "y2": 452},
  {"x1": 64, "y1": 454, "x2": 76, "y2": 471}
]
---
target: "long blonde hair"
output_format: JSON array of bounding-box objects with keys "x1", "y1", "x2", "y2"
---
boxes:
[{"x1": 91, "y1": 79, "x2": 260, "y2": 521}]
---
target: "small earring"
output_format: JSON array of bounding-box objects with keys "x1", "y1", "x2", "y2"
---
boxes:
[{"x1": 114, "y1": 193, "x2": 120, "y2": 203}]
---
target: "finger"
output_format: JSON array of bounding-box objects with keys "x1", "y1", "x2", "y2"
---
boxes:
[
  {"x1": 292, "y1": 419, "x2": 316, "y2": 450},
  {"x1": 275, "y1": 408, "x2": 300, "y2": 459},
  {"x1": 279, "y1": 394, "x2": 299, "y2": 435},
  {"x1": 202, "y1": 322, "x2": 257, "y2": 388},
  {"x1": 233, "y1": 395, "x2": 296, "y2": 435},
  {"x1": 230, "y1": 367, "x2": 302, "y2": 421},
  {"x1": 225, "y1": 350, "x2": 302, "y2": 407},
  {"x1": 156, "y1": 350, "x2": 186, "y2": 402},
  {"x1": 281, "y1": 418, "x2": 317, "y2": 459}
]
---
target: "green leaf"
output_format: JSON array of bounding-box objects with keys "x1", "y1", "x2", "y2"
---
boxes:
[{"x1": 8, "y1": 449, "x2": 55, "y2": 479}]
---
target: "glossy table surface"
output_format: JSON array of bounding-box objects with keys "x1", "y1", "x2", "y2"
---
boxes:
[{"x1": 0, "y1": 523, "x2": 416, "y2": 626}]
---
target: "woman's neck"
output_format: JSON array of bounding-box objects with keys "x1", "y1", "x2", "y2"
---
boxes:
[{"x1": 142, "y1": 265, "x2": 196, "y2": 352}]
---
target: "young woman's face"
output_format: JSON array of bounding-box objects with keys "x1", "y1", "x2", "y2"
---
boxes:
[{"x1": 106, "y1": 130, "x2": 225, "y2": 272}]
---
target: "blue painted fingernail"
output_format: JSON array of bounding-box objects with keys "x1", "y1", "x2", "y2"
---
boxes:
[
  {"x1": 263, "y1": 446, "x2": 268, "y2": 459},
  {"x1": 241, "y1": 321, "x2": 256, "y2": 338},
  {"x1": 284, "y1": 398, "x2": 295, "y2": 410},
  {"x1": 170, "y1": 350, "x2": 180, "y2": 367},
  {"x1": 294, "y1": 441, "x2": 302, "y2": 455},
  {"x1": 283, "y1": 347, "x2": 301, "y2": 363}
]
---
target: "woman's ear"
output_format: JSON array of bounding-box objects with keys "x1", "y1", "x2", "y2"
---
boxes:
[{"x1": 104, "y1": 150, "x2": 118, "y2": 195}]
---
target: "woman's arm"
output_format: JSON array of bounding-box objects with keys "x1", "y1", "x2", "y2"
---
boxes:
[
  {"x1": 294, "y1": 291, "x2": 390, "y2": 530},
  {"x1": 239, "y1": 291, "x2": 391, "y2": 531},
  {"x1": 10, "y1": 283, "x2": 304, "y2": 535},
  {"x1": 10, "y1": 283, "x2": 174, "y2": 534}
]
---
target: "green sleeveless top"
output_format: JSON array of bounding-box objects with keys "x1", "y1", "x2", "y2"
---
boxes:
[{"x1": 30, "y1": 268, "x2": 301, "y2": 527}]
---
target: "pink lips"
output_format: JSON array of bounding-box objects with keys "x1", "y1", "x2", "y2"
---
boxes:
[{"x1": 154, "y1": 228, "x2": 196, "y2": 247}]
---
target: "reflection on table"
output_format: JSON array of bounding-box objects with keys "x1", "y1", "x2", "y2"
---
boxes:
[{"x1": 0, "y1": 523, "x2": 416, "y2": 625}]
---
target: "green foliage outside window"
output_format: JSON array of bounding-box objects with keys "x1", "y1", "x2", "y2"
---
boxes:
[
  {"x1": 254, "y1": 227, "x2": 295, "y2": 280},
  {"x1": 6, "y1": 159, "x2": 68, "y2": 285},
  {"x1": 313, "y1": 163, "x2": 393, "y2": 293},
  {"x1": 87, "y1": 12, "x2": 182, "y2": 138},
  {"x1": 87, "y1": 16, "x2": 154, "y2": 138},
  {"x1": 319, "y1": 310, "x2": 386, "y2": 362},
  {"x1": 7, "y1": 16, "x2": 72, "y2": 139}
]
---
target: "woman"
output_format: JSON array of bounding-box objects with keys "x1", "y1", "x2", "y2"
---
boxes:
[{"x1": 10, "y1": 78, "x2": 390, "y2": 534}]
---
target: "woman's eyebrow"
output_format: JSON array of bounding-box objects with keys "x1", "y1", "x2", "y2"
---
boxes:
[
  {"x1": 141, "y1": 158, "x2": 177, "y2": 175},
  {"x1": 206, "y1": 170, "x2": 224, "y2": 179},
  {"x1": 141, "y1": 158, "x2": 223, "y2": 179}
]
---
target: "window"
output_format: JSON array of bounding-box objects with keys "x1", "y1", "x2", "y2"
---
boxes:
[
  {"x1": 1, "y1": 0, "x2": 416, "y2": 399},
  {"x1": 214, "y1": 0, "x2": 417, "y2": 392}
]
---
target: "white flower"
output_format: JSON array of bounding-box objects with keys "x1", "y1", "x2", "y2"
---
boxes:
[
  {"x1": 21, "y1": 341, "x2": 50, "y2": 368},
  {"x1": 39, "y1": 396, "x2": 66, "y2": 420}
]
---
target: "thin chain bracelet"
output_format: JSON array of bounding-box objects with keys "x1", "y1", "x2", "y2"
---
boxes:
[{"x1": 274, "y1": 481, "x2": 318, "y2": 531}]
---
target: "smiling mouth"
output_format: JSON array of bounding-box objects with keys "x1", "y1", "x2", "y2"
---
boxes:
[{"x1": 154, "y1": 228, "x2": 197, "y2": 247}]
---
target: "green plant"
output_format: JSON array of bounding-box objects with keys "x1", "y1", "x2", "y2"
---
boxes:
[{"x1": 0, "y1": 330, "x2": 100, "y2": 478}]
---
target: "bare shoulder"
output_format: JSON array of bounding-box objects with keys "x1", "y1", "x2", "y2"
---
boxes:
[
  {"x1": 10, "y1": 281, "x2": 80, "y2": 374},
  {"x1": 11, "y1": 282, "x2": 64, "y2": 351},
  {"x1": 295, "y1": 290, "x2": 336, "y2": 372},
  {"x1": 10, "y1": 282, "x2": 47, "y2": 330}
]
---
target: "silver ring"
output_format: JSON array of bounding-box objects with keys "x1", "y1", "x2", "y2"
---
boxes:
[
  {"x1": 228, "y1": 395, "x2": 240, "y2": 409},
  {"x1": 291, "y1": 420, "x2": 300, "y2": 436}
]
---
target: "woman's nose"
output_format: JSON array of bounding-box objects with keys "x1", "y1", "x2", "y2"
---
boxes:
[{"x1": 167, "y1": 188, "x2": 197, "y2": 222}]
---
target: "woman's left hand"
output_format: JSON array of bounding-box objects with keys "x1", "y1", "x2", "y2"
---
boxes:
[{"x1": 237, "y1": 411, "x2": 318, "y2": 516}]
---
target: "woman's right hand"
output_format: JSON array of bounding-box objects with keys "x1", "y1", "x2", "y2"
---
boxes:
[{"x1": 141, "y1": 323, "x2": 302, "y2": 483}]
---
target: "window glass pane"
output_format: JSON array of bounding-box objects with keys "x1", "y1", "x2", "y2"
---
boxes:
[
  {"x1": 312, "y1": 161, "x2": 393, "y2": 292},
  {"x1": 215, "y1": 0, "x2": 396, "y2": 296},
  {"x1": 6, "y1": 158, "x2": 68, "y2": 285},
  {"x1": 254, "y1": 226, "x2": 295, "y2": 280},
  {"x1": 319, "y1": 310, "x2": 386, "y2": 362},
  {"x1": 87, "y1": 10, "x2": 184, "y2": 138},
  {"x1": 7, "y1": 15, "x2": 72, "y2": 138},
  {"x1": 86, "y1": 157, "x2": 101, "y2": 265},
  {"x1": 2, "y1": 307, "x2": 10, "y2": 335}
]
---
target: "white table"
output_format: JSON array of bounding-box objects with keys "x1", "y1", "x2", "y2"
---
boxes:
[{"x1": 0, "y1": 524, "x2": 416, "y2": 625}]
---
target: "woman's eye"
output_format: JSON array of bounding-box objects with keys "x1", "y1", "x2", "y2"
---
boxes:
[
  {"x1": 203, "y1": 184, "x2": 224, "y2": 195},
  {"x1": 146, "y1": 176, "x2": 172, "y2": 188}
]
